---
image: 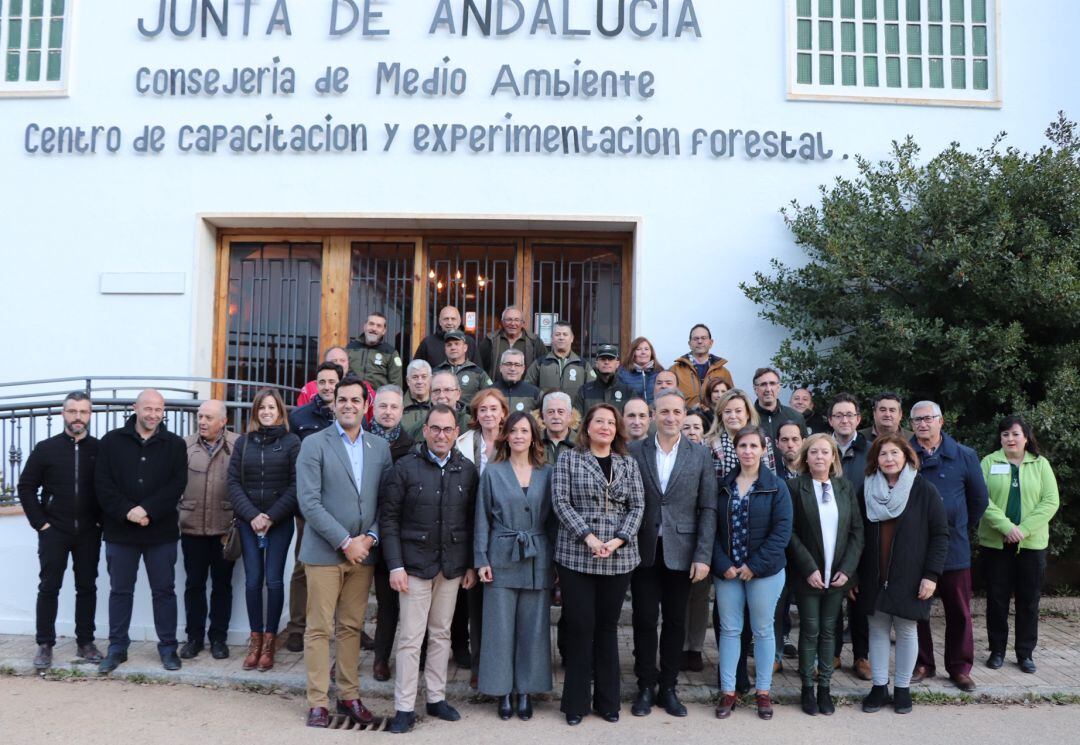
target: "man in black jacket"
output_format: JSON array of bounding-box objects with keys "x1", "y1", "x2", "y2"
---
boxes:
[
  {"x1": 628, "y1": 390, "x2": 717, "y2": 718},
  {"x1": 573, "y1": 344, "x2": 632, "y2": 414},
  {"x1": 381, "y1": 405, "x2": 479, "y2": 734},
  {"x1": 413, "y1": 306, "x2": 479, "y2": 367},
  {"x1": 95, "y1": 389, "x2": 188, "y2": 673},
  {"x1": 19, "y1": 391, "x2": 103, "y2": 670},
  {"x1": 752, "y1": 367, "x2": 807, "y2": 441}
]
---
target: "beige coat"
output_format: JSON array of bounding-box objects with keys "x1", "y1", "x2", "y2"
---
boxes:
[{"x1": 180, "y1": 431, "x2": 240, "y2": 536}]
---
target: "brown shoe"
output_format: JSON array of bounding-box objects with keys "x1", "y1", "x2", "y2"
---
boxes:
[
  {"x1": 77, "y1": 642, "x2": 104, "y2": 663},
  {"x1": 469, "y1": 671, "x2": 478, "y2": 690},
  {"x1": 950, "y1": 672, "x2": 976, "y2": 692},
  {"x1": 257, "y1": 633, "x2": 277, "y2": 671},
  {"x1": 854, "y1": 658, "x2": 872, "y2": 681},
  {"x1": 373, "y1": 659, "x2": 391, "y2": 682},
  {"x1": 306, "y1": 707, "x2": 330, "y2": 728},
  {"x1": 715, "y1": 693, "x2": 738, "y2": 719},
  {"x1": 772, "y1": 660, "x2": 781, "y2": 674},
  {"x1": 756, "y1": 693, "x2": 774, "y2": 720},
  {"x1": 361, "y1": 631, "x2": 375, "y2": 651},
  {"x1": 911, "y1": 664, "x2": 935, "y2": 683},
  {"x1": 337, "y1": 698, "x2": 375, "y2": 725},
  {"x1": 242, "y1": 632, "x2": 263, "y2": 671},
  {"x1": 833, "y1": 656, "x2": 841, "y2": 670}
]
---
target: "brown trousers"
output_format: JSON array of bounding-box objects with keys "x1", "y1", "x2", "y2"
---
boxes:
[{"x1": 304, "y1": 562, "x2": 373, "y2": 708}]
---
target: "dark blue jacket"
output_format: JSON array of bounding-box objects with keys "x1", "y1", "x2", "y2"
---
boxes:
[
  {"x1": 911, "y1": 433, "x2": 989, "y2": 571},
  {"x1": 618, "y1": 366, "x2": 661, "y2": 406},
  {"x1": 288, "y1": 397, "x2": 334, "y2": 441},
  {"x1": 711, "y1": 465, "x2": 792, "y2": 579}
]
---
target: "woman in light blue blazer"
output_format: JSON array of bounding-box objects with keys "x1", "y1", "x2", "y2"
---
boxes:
[{"x1": 475, "y1": 410, "x2": 554, "y2": 722}]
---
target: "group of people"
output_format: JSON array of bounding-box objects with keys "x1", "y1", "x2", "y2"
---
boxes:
[{"x1": 17, "y1": 308, "x2": 1061, "y2": 732}]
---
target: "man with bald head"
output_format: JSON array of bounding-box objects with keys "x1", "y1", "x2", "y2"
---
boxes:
[
  {"x1": 179, "y1": 400, "x2": 240, "y2": 660},
  {"x1": 414, "y1": 306, "x2": 479, "y2": 367},
  {"x1": 96, "y1": 389, "x2": 188, "y2": 673}
]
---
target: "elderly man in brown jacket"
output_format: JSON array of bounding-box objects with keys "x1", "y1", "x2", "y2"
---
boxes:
[{"x1": 179, "y1": 400, "x2": 240, "y2": 660}]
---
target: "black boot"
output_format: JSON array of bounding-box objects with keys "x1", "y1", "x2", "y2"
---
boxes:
[
  {"x1": 497, "y1": 694, "x2": 514, "y2": 720},
  {"x1": 657, "y1": 688, "x2": 687, "y2": 717},
  {"x1": 631, "y1": 686, "x2": 654, "y2": 716},
  {"x1": 893, "y1": 686, "x2": 912, "y2": 714},
  {"x1": 862, "y1": 684, "x2": 889, "y2": 713},
  {"x1": 817, "y1": 686, "x2": 835, "y2": 715},
  {"x1": 801, "y1": 685, "x2": 818, "y2": 715},
  {"x1": 517, "y1": 694, "x2": 533, "y2": 721}
]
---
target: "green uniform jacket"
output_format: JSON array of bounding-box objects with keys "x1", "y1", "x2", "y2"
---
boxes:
[
  {"x1": 346, "y1": 339, "x2": 403, "y2": 389},
  {"x1": 479, "y1": 329, "x2": 548, "y2": 382},
  {"x1": 978, "y1": 449, "x2": 1060, "y2": 551},
  {"x1": 525, "y1": 351, "x2": 595, "y2": 401},
  {"x1": 572, "y1": 373, "x2": 632, "y2": 414},
  {"x1": 434, "y1": 360, "x2": 492, "y2": 407},
  {"x1": 401, "y1": 392, "x2": 431, "y2": 440}
]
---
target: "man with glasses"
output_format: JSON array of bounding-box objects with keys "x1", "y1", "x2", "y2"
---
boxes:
[
  {"x1": 493, "y1": 349, "x2": 543, "y2": 414},
  {"x1": 479, "y1": 306, "x2": 548, "y2": 382},
  {"x1": 670, "y1": 324, "x2": 734, "y2": 408},
  {"x1": 859, "y1": 391, "x2": 913, "y2": 441},
  {"x1": 909, "y1": 401, "x2": 989, "y2": 692},
  {"x1": 381, "y1": 405, "x2": 479, "y2": 734},
  {"x1": 828, "y1": 393, "x2": 872, "y2": 680},
  {"x1": 19, "y1": 391, "x2": 104, "y2": 670},
  {"x1": 751, "y1": 367, "x2": 806, "y2": 442},
  {"x1": 430, "y1": 370, "x2": 471, "y2": 432}
]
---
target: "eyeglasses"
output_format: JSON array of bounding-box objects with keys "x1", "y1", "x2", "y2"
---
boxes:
[
  {"x1": 426, "y1": 426, "x2": 457, "y2": 436},
  {"x1": 911, "y1": 415, "x2": 941, "y2": 424},
  {"x1": 431, "y1": 387, "x2": 458, "y2": 395},
  {"x1": 831, "y1": 412, "x2": 859, "y2": 420},
  {"x1": 500, "y1": 362, "x2": 525, "y2": 368}
]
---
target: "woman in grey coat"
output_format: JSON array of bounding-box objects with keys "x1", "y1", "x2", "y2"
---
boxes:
[{"x1": 475, "y1": 411, "x2": 554, "y2": 721}]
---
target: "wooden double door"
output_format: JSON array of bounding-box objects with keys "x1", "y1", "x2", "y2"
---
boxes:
[{"x1": 213, "y1": 231, "x2": 633, "y2": 397}]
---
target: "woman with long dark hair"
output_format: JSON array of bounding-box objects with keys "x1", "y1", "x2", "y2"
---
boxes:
[
  {"x1": 552, "y1": 404, "x2": 645, "y2": 725},
  {"x1": 978, "y1": 416, "x2": 1060, "y2": 674},
  {"x1": 475, "y1": 411, "x2": 554, "y2": 721},
  {"x1": 227, "y1": 388, "x2": 300, "y2": 672}
]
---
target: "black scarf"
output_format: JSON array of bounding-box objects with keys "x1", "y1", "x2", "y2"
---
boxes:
[{"x1": 369, "y1": 420, "x2": 402, "y2": 443}]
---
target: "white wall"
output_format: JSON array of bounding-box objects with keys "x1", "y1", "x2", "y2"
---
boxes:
[{"x1": 1, "y1": 1, "x2": 1078, "y2": 636}]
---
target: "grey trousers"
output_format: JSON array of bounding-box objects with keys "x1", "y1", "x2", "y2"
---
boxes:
[
  {"x1": 869, "y1": 611, "x2": 919, "y2": 687},
  {"x1": 477, "y1": 586, "x2": 553, "y2": 696}
]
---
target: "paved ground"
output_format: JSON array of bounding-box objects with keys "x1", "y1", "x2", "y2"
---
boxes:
[
  {"x1": 1, "y1": 675, "x2": 1078, "y2": 744},
  {"x1": 3, "y1": 597, "x2": 1079, "y2": 706}
]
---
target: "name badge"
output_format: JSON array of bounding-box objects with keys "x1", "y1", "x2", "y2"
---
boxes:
[{"x1": 989, "y1": 463, "x2": 1010, "y2": 475}]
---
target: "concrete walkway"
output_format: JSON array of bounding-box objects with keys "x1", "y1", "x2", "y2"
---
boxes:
[{"x1": 3, "y1": 598, "x2": 1078, "y2": 705}]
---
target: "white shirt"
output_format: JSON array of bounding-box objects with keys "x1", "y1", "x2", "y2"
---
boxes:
[
  {"x1": 814, "y1": 479, "x2": 840, "y2": 587},
  {"x1": 655, "y1": 435, "x2": 680, "y2": 538}
]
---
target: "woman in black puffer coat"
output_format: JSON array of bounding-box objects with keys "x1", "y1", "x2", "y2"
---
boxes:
[{"x1": 228, "y1": 389, "x2": 301, "y2": 671}]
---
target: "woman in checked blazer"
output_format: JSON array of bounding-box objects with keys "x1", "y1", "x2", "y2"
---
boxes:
[{"x1": 552, "y1": 403, "x2": 645, "y2": 726}]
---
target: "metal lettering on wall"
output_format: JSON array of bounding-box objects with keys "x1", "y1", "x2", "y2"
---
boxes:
[{"x1": 19, "y1": 1, "x2": 842, "y2": 164}]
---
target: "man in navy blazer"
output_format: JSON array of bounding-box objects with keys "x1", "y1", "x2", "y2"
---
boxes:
[
  {"x1": 628, "y1": 390, "x2": 717, "y2": 718},
  {"x1": 297, "y1": 375, "x2": 394, "y2": 729}
]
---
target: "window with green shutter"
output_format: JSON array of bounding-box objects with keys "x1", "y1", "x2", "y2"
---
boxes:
[
  {"x1": 789, "y1": 0, "x2": 999, "y2": 106},
  {"x1": 0, "y1": 0, "x2": 70, "y2": 95}
]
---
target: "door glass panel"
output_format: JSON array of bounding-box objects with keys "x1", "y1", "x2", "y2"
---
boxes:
[
  {"x1": 530, "y1": 243, "x2": 622, "y2": 358},
  {"x1": 347, "y1": 243, "x2": 414, "y2": 360},
  {"x1": 426, "y1": 240, "x2": 517, "y2": 343},
  {"x1": 226, "y1": 243, "x2": 322, "y2": 402}
]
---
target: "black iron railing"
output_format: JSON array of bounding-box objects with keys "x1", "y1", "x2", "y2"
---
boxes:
[{"x1": 0, "y1": 375, "x2": 299, "y2": 506}]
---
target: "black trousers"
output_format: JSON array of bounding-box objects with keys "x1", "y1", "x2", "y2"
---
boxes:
[
  {"x1": 180, "y1": 534, "x2": 235, "y2": 644},
  {"x1": 105, "y1": 541, "x2": 178, "y2": 656},
  {"x1": 36, "y1": 527, "x2": 101, "y2": 646},
  {"x1": 557, "y1": 564, "x2": 633, "y2": 717},
  {"x1": 630, "y1": 539, "x2": 692, "y2": 690},
  {"x1": 983, "y1": 546, "x2": 1046, "y2": 660},
  {"x1": 836, "y1": 596, "x2": 870, "y2": 660},
  {"x1": 450, "y1": 584, "x2": 484, "y2": 669},
  {"x1": 373, "y1": 559, "x2": 399, "y2": 663}
]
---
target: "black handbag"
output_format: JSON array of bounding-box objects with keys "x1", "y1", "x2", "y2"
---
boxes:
[{"x1": 221, "y1": 439, "x2": 248, "y2": 561}]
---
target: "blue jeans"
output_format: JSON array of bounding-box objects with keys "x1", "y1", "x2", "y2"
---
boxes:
[
  {"x1": 714, "y1": 570, "x2": 785, "y2": 692},
  {"x1": 239, "y1": 519, "x2": 294, "y2": 633},
  {"x1": 105, "y1": 541, "x2": 178, "y2": 656}
]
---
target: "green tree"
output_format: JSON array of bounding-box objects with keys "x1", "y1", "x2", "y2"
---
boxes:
[{"x1": 742, "y1": 113, "x2": 1080, "y2": 555}]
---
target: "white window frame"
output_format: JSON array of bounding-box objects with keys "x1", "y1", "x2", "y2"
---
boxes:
[
  {"x1": 786, "y1": 0, "x2": 1001, "y2": 108},
  {"x1": 0, "y1": 0, "x2": 75, "y2": 98}
]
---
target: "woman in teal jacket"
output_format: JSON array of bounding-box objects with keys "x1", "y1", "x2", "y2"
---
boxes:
[{"x1": 978, "y1": 416, "x2": 1060, "y2": 674}]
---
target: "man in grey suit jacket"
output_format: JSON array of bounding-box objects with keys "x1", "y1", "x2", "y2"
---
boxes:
[
  {"x1": 627, "y1": 389, "x2": 717, "y2": 718},
  {"x1": 297, "y1": 375, "x2": 393, "y2": 729}
]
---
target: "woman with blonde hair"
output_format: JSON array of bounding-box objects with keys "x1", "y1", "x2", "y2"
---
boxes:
[
  {"x1": 704, "y1": 389, "x2": 777, "y2": 478},
  {"x1": 457, "y1": 388, "x2": 511, "y2": 475},
  {"x1": 786, "y1": 434, "x2": 864, "y2": 716}
]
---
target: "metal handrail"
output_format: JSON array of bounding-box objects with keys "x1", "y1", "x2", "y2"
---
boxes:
[{"x1": 0, "y1": 375, "x2": 300, "y2": 402}]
